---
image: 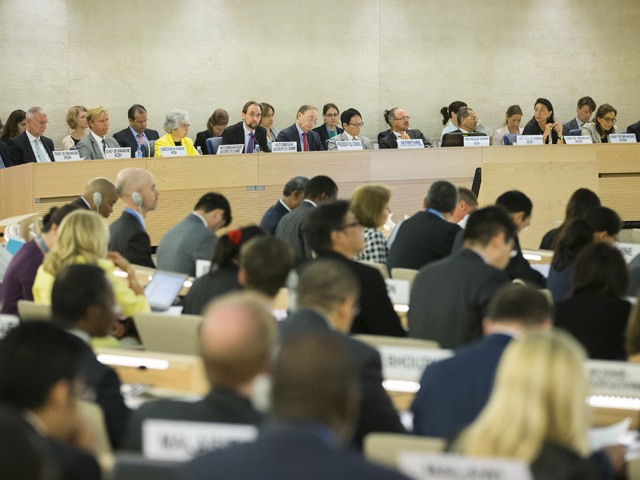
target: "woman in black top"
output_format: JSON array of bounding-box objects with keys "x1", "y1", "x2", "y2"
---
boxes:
[{"x1": 522, "y1": 98, "x2": 564, "y2": 144}]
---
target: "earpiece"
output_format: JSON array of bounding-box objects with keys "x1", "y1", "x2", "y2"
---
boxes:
[
  {"x1": 93, "y1": 192, "x2": 102, "y2": 213},
  {"x1": 131, "y1": 192, "x2": 142, "y2": 207}
]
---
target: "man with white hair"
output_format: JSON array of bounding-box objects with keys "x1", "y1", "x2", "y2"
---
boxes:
[
  {"x1": 76, "y1": 106, "x2": 121, "y2": 160},
  {"x1": 6, "y1": 106, "x2": 55, "y2": 165},
  {"x1": 108, "y1": 168, "x2": 159, "y2": 267}
]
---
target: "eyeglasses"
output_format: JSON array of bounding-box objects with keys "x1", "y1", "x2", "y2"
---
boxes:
[
  {"x1": 337, "y1": 221, "x2": 361, "y2": 231},
  {"x1": 394, "y1": 116, "x2": 410, "y2": 121},
  {"x1": 325, "y1": 113, "x2": 339, "y2": 118},
  {"x1": 348, "y1": 122, "x2": 364, "y2": 127},
  {"x1": 600, "y1": 116, "x2": 617, "y2": 124}
]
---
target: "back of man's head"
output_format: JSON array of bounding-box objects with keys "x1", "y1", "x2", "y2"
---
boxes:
[
  {"x1": 200, "y1": 292, "x2": 276, "y2": 390},
  {"x1": 495, "y1": 190, "x2": 532, "y2": 217},
  {"x1": 239, "y1": 237, "x2": 293, "y2": 298},
  {"x1": 115, "y1": 167, "x2": 149, "y2": 198},
  {"x1": 272, "y1": 332, "x2": 359, "y2": 441},
  {"x1": 486, "y1": 285, "x2": 552, "y2": 327},
  {"x1": 426, "y1": 180, "x2": 458, "y2": 213},
  {"x1": 51, "y1": 264, "x2": 115, "y2": 337},
  {"x1": 194, "y1": 192, "x2": 232, "y2": 227},
  {"x1": 304, "y1": 175, "x2": 338, "y2": 203},
  {"x1": 0, "y1": 322, "x2": 84, "y2": 411},
  {"x1": 463, "y1": 206, "x2": 517, "y2": 247},
  {"x1": 458, "y1": 187, "x2": 478, "y2": 208},
  {"x1": 282, "y1": 176, "x2": 309, "y2": 197},
  {"x1": 303, "y1": 200, "x2": 350, "y2": 253}
]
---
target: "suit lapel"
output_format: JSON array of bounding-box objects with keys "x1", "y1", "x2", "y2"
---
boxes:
[{"x1": 90, "y1": 135, "x2": 104, "y2": 159}]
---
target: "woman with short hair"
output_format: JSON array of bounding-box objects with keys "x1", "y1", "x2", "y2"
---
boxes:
[
  {"x1": 350, "y1": 184, "x2": 392, "y2": 264},
  {"x1": 155, "y1": 110, "x2": 199, "y2": 156}
]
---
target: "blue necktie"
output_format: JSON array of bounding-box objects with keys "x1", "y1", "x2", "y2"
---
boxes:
[{"x1": 246, "y1": 132, "x2": 255, "y2": 153}]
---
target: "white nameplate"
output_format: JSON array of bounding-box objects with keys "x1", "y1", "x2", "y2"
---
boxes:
[
  {"x1": 159, "y1": 146, "x2": 187, "y2": 157},
  {"x1": 217, "y1": 144, "x2": 244, "y2": 155},
  {"x1": 385, "y1": 279, "x2": 410, "y2": 305},
  {"x1": 587, "y1": 359, "x2": 640, "y2": 397},
  {"x1": 609, "y1": 133, "x2": 637, "y2": 144},
  {"x1": 398, "y1": 452, "x2": 532, "y2": 480},
  {"x1": 195, "y1": 259, "x2": 211, "y2": 278},
  {"x1": 335, "y1": 140, "x2": 363, "y2": 151},
  {"x1": 271, "y1": 142, "x2": 298, "y2": 153},
  {"x1": 463, "y1": 136, "x2": 490, "y2": 147},
  {"x1": 397, "y1": 138, "x2": 425, "y2": 149},
  {"x1": 564, "y1": 135, "x2": 593, "y2": 145},
  {"x1": 142, "y1": 420, "x2": 257, "y2": 461},
  {"x1": 516, "y1": 135, "x2": 544, "y2": 145},
  {"x1": 379, "y1": 346, "x2": 453, "y2": 382},
  {"x1": 617, "y1": 243, "x2": 640, "y2": 264},
  {"x1": 53, "y1": 150, "x2": 82, "y2": 162},
  {"x1": 104, "y1": 147, "x2": 131, "y2": 159},
  {"x1": 0, "y1": 315, "x2": 20, "y2": 339}
]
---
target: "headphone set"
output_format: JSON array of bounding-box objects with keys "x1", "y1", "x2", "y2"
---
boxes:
[
  {"x1": 93, "y1": 192, "x2": 102, "y2": 213},
  {"x1": 131, "y1": 192, "x2": 142, "y2": 207}
]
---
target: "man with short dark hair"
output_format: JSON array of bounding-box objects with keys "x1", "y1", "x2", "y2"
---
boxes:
[
  {"x1": 51, "y1": 264, "x2": 129, "y2": 449},
  {"x1": 260, "y1": 176, "x2": 309, "y2": 235},
  {"x1": 156, "y1": 192, "x2": 232, "y2": 276},
  {"x1": 7, "y1": 106, "x2": 55, "y2": 165},
  {"x1": 275, "y1": 105, "x2": 324, "y2": 151},
  {"x1": 72, "y1": 177, "x2": 118, "y2": 218},
  {"x1": 327, "y1": 108, "x2": 373, "y2": 150},
  {"x1": 275, "y1": 175, "x2": 338, "y2": 265},
  {"x1": 113, "y1": 104, "x2": 160, "y2": 157},
  {"x1": 563, "y1": 96, "x2": 596, "y2": 134},
  {"x1": 387, "y1": 180, "x2": 461, "y2": 271},
  {"x1": 408, "y1": 206, "x2": 515, "y2": 347},
  {"x1": 221, "y1": 101, "x2": 271, "y2": 153},
  {"x1": 304, "y1": 200, "x2": 405, "y2": 337},
  {"x1": 378, "y1": 107, "x2": 430, "y2": 149}
]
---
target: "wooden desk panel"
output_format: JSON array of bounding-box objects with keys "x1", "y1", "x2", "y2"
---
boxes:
[{"x1": 370, "y1": 147, "x2": 481, "y2": 181}]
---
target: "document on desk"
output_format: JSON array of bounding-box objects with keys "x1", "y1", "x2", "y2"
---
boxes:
[{"x1": 588, "y1": 418, "x2": 631, "y2": 451}]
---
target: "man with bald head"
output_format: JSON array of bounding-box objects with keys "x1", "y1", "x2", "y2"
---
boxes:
[
  {"x1": 6, "y1": 106, "x2": 55, "y2": 165},
  {"x1": 72, "y1": 177, "x2": 118, "y2": 218},
  {"x1": 121, "y1": 292, "x2": 276, "y2": 451},
  {"x1": 108, "y1": 168, "x2": 159, "y2": 267}
]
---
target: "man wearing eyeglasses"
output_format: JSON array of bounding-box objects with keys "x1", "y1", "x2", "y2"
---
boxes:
[
  {"x1": 276, "y1": 105, "x2": 324, "y2": 151},
  {"x1": 378, "y1": 107, "x2": 431, "y2": 149},
  {"x1": 327, "y1": 108, "x2": 373, "y2": 150}
]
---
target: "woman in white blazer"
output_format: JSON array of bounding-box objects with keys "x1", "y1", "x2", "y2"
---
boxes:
[
  {"x1": 581, "y1": 104, "x2": 618, "y2": 143},
  {"x1": 492, "y1": 105, "x2": 524, "y2": 145}
]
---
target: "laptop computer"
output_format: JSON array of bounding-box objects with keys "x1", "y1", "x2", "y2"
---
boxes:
[{"x1": 144, "y1": 271, "x2": 188, "y2": 312}]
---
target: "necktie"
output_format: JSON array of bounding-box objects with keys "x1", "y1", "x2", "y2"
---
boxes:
[
  {"x1": 34, "y1": 139, "x2": 46, "y2": 162},
  {"x1": 137, "y1": 133, "x2": 144, "y2": 146},
  {"x1": 0, "y1": 151, "x2": 5, "y2": 169},
  {"x1": 102, "y1": 139, "x2": 107, "y2": 154},
  {"x1": 246, "y1": 132, "x2": 255, "y2": 153},
  {"x1": 302, "y1": 132, "x2": 309, "y2": 152}
]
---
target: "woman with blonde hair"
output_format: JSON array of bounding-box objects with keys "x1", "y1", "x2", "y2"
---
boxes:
[
  {"x1": 350, "y1": 184, "x2": 391, "y2": 264},
  {"x1": 455, "y1": 330, "x2": 599, "y2": 479},
  {"x1": 62, "y1": 105, "x2": 88, "y2": 149},
  {"x1": 33, "y1": 210, "x2": 149, "y2": 318}
]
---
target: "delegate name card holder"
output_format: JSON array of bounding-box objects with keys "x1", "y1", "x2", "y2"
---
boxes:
[
  {"x1": 587, "y1": 360, "x2": 640, "y2": 397},
  {"x1": 616, "y1": 242, "x2": 640, "y2": 264},
  {"x1": 463, "y1": 136, "x2": 490, "y2": 147},
  {"x1": 564, "y1": 135, "x2": 593, "y2": 145},
  {"x1": 195, "y1": 259, "x2": 212, "y2": 278},
  {"x1": 379, "y1": 345, "x2": 453, "y2": 382},
  {"x1": 609, "y1": 133, "x2": 637, "y2": 144},
  {"x1": 217, "y1": 144, "x2": 244, "y2": 155},
  {"x1": 385, "y1": 279, "x2": 410, "y2": 305},
  {"x1": 271, "y1": 142, "x2": 297, "y2": 153},
  {"x1": 143, "y1": 419, "x2": 258, "y2": 461},
  {"x1": 335, "y1": 140, "x2": 363, "y2": 151},
  {"x1": 53, "y1": 150, "x2": 82, "y2": 162},
  {"x1": 159, "y1": 146, "x2": 187, "y2": 157},
  {"x1": 0, "y1": 315, "x2": 20, "y2": 339},
  {"x1": 398, "y1": 452, "x2": 532, "y2": 480},
  {"x1": 397, "y1": 138, "x2": 425, "y2": 149},
  {"x1": 105, "y1": 147, "x2": 131, "y2": 159},
  {"x1": 516, "y1": 135, "x2": 544, "y2": 145}
]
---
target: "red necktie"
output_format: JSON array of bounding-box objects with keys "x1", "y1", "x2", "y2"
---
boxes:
[{"x1": 302, "y1": 132, "x2": 309, "y2": 152}]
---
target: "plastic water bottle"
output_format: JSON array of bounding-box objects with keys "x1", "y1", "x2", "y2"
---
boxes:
[
  {"x1": 196, "y1": 146, "x2": 203, "y2": 155},
  {"x1": 135, "y1": 145, "x2": 143, "y2": 158}
]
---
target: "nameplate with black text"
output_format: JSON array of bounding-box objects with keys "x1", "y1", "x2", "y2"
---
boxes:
[
  {"x1": 609, "y1": 134, "x2": 637, "y2": 144},
  {"x1": 271, "y1": 142, "x2": 298, "y2": 153},
  {"x1": 564, "y1": 136, "x2": 593, "y2": 145},
  {"x1": 53, "y1": 150, "x2": 82, "y2": 162},
  {"x1": 217, "y1": 144, "x2": 244, "y2": 155},
  {"x1": 516, "y1": 135, "x2": 543, "y2": 145},
  {"x1": 159, "y1": 146, "x2": 187, "y2": 157},
  {"x1": 398, "y1": 139, "x2": 425, "y2": 149},
  {"x1": 335, "y1": 140, "x2": 363, "y2": 151},
  {"x1": 105, "y1": 147, "x2": 132, "y2": 159},
  {"x1": 379, "y1": 346, "x2": 453, "y2": 382},
  {"x1": 385, "y1": 279, "x2": 410, "y2": 305},
  {"x1": 463, "y1": 136, "x2": 490, "y2": 147},
  {"x1": 587, "y1": 360, "x2": 640, "y2": 397},
  {"x1": 398, "y1": 452, "x2": 532, "y2": 480}
]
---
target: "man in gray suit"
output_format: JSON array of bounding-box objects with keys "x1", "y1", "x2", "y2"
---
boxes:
[
  {"x1": 327, "y1": 108, "x2": 373, "y2": 151},
  {"x1": 156, "y1": 192, "x2": 232, "y2": 276},
  {"x1": 275, "y1": 175, "x2": 338, "y2": 265},
  {"x1": 76, "y1": 106, "x2": 121, "y2": 160}
]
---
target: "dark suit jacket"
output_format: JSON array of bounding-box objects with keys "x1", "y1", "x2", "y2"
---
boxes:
[
  {"x1": 113, "y1": 127, "x2": 160, "y2": 157},
  {"x1": 275, "y1": 124, "x2": 323, "y2": 151},
  {"x1": 182, "y1": 264, "x2": 241, "y2": 315},
  {"x1": 194, "y1": 130, "x2": 216, "y2": 154},
  {"x1": 6, "y1": 131, "x2": 55, "y2": 165},
  {"x1": 72, "y1": 196, "x2": 91, "y2": 210},
  {"x1": 312, "y1": 124, "x2": 344, "y2": 150},
  {"x1": 275, "y1": 200, "x2": 315, "y2": 265},
  {"x1": 411, "y1": 333, "x2": 512, "y2": 438},
  {"x1": 627, "y1": 120, "x2": 640, "y2": 142},
  {"x1": 441, "y1": 129, "x2": 487, "y2": 147},
  {"x1": 314, "y1": 251, "x2": 405, "y2": 337},
  {"x1": 532, "y1": 442, "x2": 600, "y2": 480},
  {"x1": 48, "y1": 437, "x2": 101, "y2": 480},
  {"x1": 387, "y1": 210, "x2": 461, "y2": 271},
  {"x1": 279, "y1": 309, "x2": 405, "y2": 448},
  {"x1": 259, "y1": 200, "x2": 290, "y2": 235},
  {"x1": 408, "y1": 249, "x2": 510, "y2": 348},
  {"x1": 221, "y1": 121, "x2": 271, "y2": 152},
  {"x1": 563, "y1": 118, "x2": 580, "y2": 136},
  {"x1": 108, "y1": 211, "x2": 155, "y2": 268},
  {"x1": 0, "y1": 140, "x2": 11, "y2": 168},
  {"x1": 378, "y1": 129, "x2": 430, "y2": 149},
  {"x1": 121, "y1": 387, "x2": 263, "y2": 452},
  {"x1": 178, "y1": 421, "x2": 409, "y2": 480}
]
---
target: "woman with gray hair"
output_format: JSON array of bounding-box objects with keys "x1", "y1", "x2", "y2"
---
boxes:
[{"x1": 154, "y1": 109, "x2": 199, "y2": 156}]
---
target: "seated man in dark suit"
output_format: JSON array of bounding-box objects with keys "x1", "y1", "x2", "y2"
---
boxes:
[
  {"x1": 378, "y1": 107, "x2": 431, "y2": 148},
  {"x1": 275, "y1": 105, "x2": 323, "y2": 151},
  {"x1": 51, "y1": 264, "x2": 130, "y2": 449},
  {"x1": 562, "y1": 96, "x2": 596, "y2": 135},
  {"x1": 0, "y1": 322, "x2": 101, "y2": 480},
  {"x1": 0, "y1": 139, "x2": 12, "y2": 168},
  {"x1": 387, "y1": 180, "x2": 461, "y2": 271},
  {"x1": 72, "y1": 177, "x2": 118, "y2": 218},
  {"x1": 6, "y1": 106, "x2": 55, "y2": 165},
  {"x1": 178, "y1": 332, "x2": 409, "y2": 480},
  {"x1": 275, "y1": 175, "x2": 338, "y2": 265},
  {"x1": 259, "y1": 176, "x2": 309, "y2": 234},
  {"x1": 109, "y1": 167, "x2": 159, "y2": 267},
  {"x1": 627, "y1": 119, "x2": 640, "y2": 142},
  {"x1": 304, "y1": 200, "x2": 405, "y2": 337},
  {"x1": 112, "y1": 104, "x2": 160, "y2": 157},
  {"x1": 441, "y1": 107, "x2": 487, "y2": 147},
  {"x1": 280, "y1": 260, "x2": 405, "y2": 448},
  {"x1": 221, "y1": 100, "x2": 271, "y2": 153},
  {"x1": 121, "y1": 291, "x2": 276, "y2": 451},
  {"x1": 156, "y1": 192, "x2": 231, "y2": 276},
  {"x1": 411, "y1": 285, "x2": 552, "y2": 438},
  {"x1": 408, "y1": 206, "x2": 515, "y2": 348}
]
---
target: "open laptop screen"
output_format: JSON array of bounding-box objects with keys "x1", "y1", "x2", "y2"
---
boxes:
[{"x1": 144, "y1": 271, "x2": 188, "y2": 312}]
